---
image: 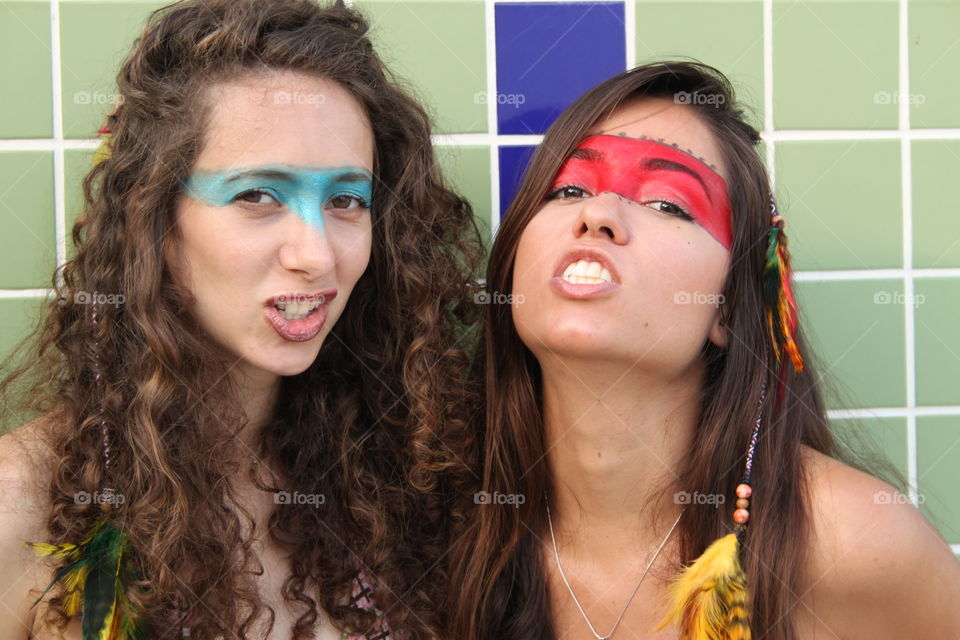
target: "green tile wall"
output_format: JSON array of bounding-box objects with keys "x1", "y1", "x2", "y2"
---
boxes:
[{"x1": 0, "y1": 0, "x2": 957, "y2": 550}]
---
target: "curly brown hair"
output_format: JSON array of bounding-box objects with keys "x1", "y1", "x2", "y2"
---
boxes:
[{"x1": 0, "y1": 0, "x2": 484, "y2": 638}]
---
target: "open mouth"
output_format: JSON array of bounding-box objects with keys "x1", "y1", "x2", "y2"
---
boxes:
[
  {"x1": 264, "y1": 291, "x2": 338, "y2": 342},
  {"x1": 273, "y1": 297, "x2": 325, "y2": 320},
  {"x1": 560, "y1": 259, "x2": 614, "y2": 285}
]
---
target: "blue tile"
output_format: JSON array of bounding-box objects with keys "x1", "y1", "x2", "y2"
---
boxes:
[
  {"x1": 495, "y1": 2, "x2": 626, "y2": 134},
  {"x1": 498, "y1": 145, "x2": 539, "y2": 217}
]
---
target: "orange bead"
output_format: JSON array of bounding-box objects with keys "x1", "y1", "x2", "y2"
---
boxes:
[
  {"x1": 733, "y1": 508, "x2": 750, "y2": 524},
  {"x1": 735, "y1": 483, "x2": 752, "y2": 499},
  {"x1": 736, "y1": 498, "x2": 749, "y2": 509}
]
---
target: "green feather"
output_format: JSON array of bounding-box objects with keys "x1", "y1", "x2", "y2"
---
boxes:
[
  {"x1": 26, "y1": 519, "x2": 148, "y2": 640},
  {"x1": 81, "y1": 523, "x2": 125, "y2": 640}
]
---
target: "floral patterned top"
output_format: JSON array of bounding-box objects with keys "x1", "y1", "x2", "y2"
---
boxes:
[{"x1": 340, "y1": 569, "x2": 404, "y2": 640}]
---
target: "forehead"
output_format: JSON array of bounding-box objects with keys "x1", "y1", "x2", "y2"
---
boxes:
[
  {"x1": 197, "y1": 71, "x2": 374, "y2": 172},
  {"x1": 587, "y1": 96, "x2": 727, "y2": 181}
]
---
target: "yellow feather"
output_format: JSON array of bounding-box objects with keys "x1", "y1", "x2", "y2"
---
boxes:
[
  {"x1": 92, "y1": 135, "x2": 112, "y2": 166},
  {"x1": 655, "y1": 533, "x2": 751, "y2": 640},
  {"x1": 25, "y1": 541, "x2": 78, "y2": 560},
  {"x1": 96, "y1": 600, "x2": 118, "y2": 640}
]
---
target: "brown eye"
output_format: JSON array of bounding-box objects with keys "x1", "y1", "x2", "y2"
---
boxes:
[
  {"x1": 646, "y1": 199, "x2": 693, "y2": 220},
  {"x1": 328, "y1": 194, "x2": 370, "y2": 210},
  {"x1": 234, "y1": 190, "x2": 280, "y2": 205},
  {"x1": 546, "y1": 185, "x2": 590, "y2": 201}
]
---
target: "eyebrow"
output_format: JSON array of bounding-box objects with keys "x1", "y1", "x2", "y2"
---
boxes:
[
  {"x1": 642, "y1": 157, "x2": 709, "y2": 193},
  {"x1": 221, "y1": 168, "x2": 373, "y2": 184},
  {"x1": 567, "y1": 148, "x2": 710, "y2": 194}
]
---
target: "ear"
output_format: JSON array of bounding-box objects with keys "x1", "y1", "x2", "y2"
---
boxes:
[{"x1": 708, "y1": 302, "x2": 729, "y2": 349}]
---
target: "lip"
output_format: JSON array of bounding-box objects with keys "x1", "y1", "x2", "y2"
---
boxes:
[
  {"x1": 550, "y1": 248, "x2": 621, "y2": 300},
  {"x1": 264, "y1": 289, "x2": 338, "y2": 343},
  {"x1": 552, "y1": 247, "x2": 621, "y2": 283}
]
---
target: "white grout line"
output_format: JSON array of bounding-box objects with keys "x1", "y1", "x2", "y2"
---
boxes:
[
  {"x1": 763, "y1": 0, "x2": 777, "y2": 189},
  {"x1": 763, "y1": 0, "x2": 774, "y2": 136},
  {"x1": 828, "y1": 407, "x2": 960, "y2": 420},
  {"x1": 485, "y1": 0, "x2": 500, "y2": 234},
  {"x1": 0, "y1": 139, "x2": 99, "y2": 151},
  {"x1": 899, "y1": 0, "x2": 920, "y2": 507},
  {"x1": 0, "y1": 289, "x2": 54, "y2": 299},
  {"x1": 624, "y1": 0, "x2": 635, "y2": 69},
  {"x1": 765, "y1": 128, "x2": 960, "y2": 141},
  {"x1": 50, "y1": 0, "x2": 66, "y2": 281},
  {"x1": 8, "y1": 128, "x2": 960, "y2": 152},
  {"x1": 793, "y1": 268, "x2": 960, "y2": 281}
]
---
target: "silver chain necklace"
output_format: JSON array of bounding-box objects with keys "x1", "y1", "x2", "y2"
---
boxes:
[{"x1": 545, "y1": 496, "x2": 684, "y2": 640}]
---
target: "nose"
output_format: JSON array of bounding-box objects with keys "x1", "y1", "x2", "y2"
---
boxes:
[
  {"x1": 278, "y1": 213, "x2": 336, "y2": 278},
  {"x1": 571, "y1": 191, "x2": 630, "y2": 245}
]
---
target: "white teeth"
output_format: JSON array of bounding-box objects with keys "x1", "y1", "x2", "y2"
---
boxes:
[
  {"x1": 561, "y1": 260, "x2": 613, "y2": 284},
  {"x1": 274, "y1": 298, "x2": 322, "y2": 320}
]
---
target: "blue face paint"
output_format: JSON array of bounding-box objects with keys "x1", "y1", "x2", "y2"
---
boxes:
[{"x1": 181, "y1": 165, "x2": 374, "y2": 231}]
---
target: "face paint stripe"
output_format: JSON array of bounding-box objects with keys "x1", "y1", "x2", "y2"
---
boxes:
[
  {"x1": 182, "y1": 165, "x2": 374, "y2": 233},
  {"x1": 549, "y1": 135, "x2": 733, "y2": 250}
]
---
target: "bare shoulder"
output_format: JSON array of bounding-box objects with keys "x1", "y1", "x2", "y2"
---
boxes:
[
  {"x1": 0, "y1": 415, "x2": 64, "y2": 639},
  {"x1": 796, "y1": 445, "x2": 960, "y2": 639},
  {"x1": 0, "y1": 415, "x2": 61, "y2": 531}
]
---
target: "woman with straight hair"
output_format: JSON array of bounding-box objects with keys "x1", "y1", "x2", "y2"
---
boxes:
[{"x1": 448, "y1": 61, "x2": 960, "y2": 640}]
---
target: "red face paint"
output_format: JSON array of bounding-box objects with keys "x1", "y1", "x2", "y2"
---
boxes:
[{"x1": 548, "y1": 135, "x2": 733, "y2": 250}]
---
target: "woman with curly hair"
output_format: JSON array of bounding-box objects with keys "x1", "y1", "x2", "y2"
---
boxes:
[
  {"x1": 448, "y1": 61, "x2": 960, "y2": 640},
  {"x1": 0, "y1": 1, "x2": 482, "y2": 638}
]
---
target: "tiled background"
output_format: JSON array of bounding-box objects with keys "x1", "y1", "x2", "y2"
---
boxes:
[{"x1": 0, "y1": 0, "x2": 958, "y2": 554}]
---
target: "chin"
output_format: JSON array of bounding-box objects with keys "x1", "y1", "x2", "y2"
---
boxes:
[
  {"x1": 522, "y1": 321, "x2": 620, "y2": 360},
  {"x1": 252, "y1": 345, "x2": 324, "y2": 377}
]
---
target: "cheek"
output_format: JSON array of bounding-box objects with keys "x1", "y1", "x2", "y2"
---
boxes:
[
  {"x1": 331, "y1": 220, "x2": 373, "y2": 285},
  {"x1": 175, "y1": 207, "x2": 275, "y2": 302},
  {"x1": 511, "y1": 212, "x2": 557, "y2": 296}
]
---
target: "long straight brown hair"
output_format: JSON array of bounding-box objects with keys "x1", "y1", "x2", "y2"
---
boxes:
[{"x1": 446, "y1": 61, "x2": 900, "y2": 640}]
